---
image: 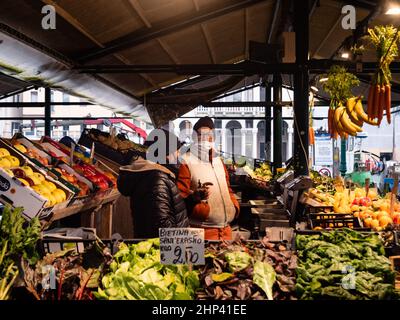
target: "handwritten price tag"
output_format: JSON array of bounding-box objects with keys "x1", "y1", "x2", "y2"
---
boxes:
[{"x1": 159, "y1": 228, "x2": 205, "y2": 265}]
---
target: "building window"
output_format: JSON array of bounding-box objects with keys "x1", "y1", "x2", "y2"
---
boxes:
[
  {"x1": 63, "y1": 125, "x2": 69, "y2": 136},
  {"x1": 246, "y1": 120, "x2": 253, "y2": 128},
  {"x1": 232, "y1": 92, "x2": 241, "y2": 102},
  {"x1": 214, "y1": 119, "x2": 222, "y2": 129},
  {"x1": 12, "y1": 94, "x2": 21, "y2": 103},
  {"x1": 50, "y1": 91, "x2": 55, "y2": 112},
  {"x1": 63, "y1": 93, "x2": 70, "y2": 103},
  {"x1": 31, "y1": 91, "x2": 38, "y2": 102}
]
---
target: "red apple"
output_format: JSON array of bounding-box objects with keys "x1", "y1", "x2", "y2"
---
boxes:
[
  {"x1": 352, "y1": 198, "x2": 360, "y2": 206},
  {"x1": 359, "y1": 197, "x2": 372, "y2": 207},
  {"x1": 392, "y1": 213, "x2": 400, "y2": 225}
]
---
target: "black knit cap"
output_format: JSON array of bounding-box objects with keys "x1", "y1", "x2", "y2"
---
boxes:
[
  {"x1": 193, "y1": 116, "x2": 215, "y2": 132},
  {"x1": 144, "y1": 128, "x2": 183, "y2": 155}
]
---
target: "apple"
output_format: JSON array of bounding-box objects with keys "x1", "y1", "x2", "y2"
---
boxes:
[
  {"x1": 27, "y1": 174, "x2": 41, "y2": 186},
  {"x1": 24, "y1": 177, "x2": 35, "y2": 187},
  {"x1": 32, "y1": 172, "x2": 45, "y2": 182},
  {"x1": 352, "y1": 198, "x2": 360, "y2": 206},
  {"x1": 12, "y1": 168, "x2": 26, "y2": 178},
  {"x1": 13, "y1": 143, "x2": 27, "y2": 153},
  {"x1": 17, "y1": 178, "x2": 30, "y2": 187},
  {"x1": 392, "y1": 213, "x2": 400, "y2": 224},
  {"x1": 359, "y1": 197, "x2": 372, "y2": 207},
  {"x1": 97, "y1": 181, "x2": 109, "y2": 190},
  {"x1": 0, "y1": 148, "x2": 10, "y2": 157},
  {"x1": 4, "y1": 155, "x2": 20, "y2": 167},
  {"x1": 21, "y1": 166, "x2": 34, "y2": 176},
  {"x1": 0, "y1": 158, "x2": 11, "y2": 168}
]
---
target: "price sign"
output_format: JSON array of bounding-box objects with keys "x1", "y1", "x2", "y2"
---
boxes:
[
  {"x1": 159, "y1": 228, "x2": 205, "y2": 265},
  {"x1": 314, "y1": 133, "x2": 333, "y2": 166}
]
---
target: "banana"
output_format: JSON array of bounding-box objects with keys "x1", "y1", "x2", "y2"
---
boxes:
[
  {"x1": 335, "y1": 107, "x2": 357, "y2": 136},
  {"x1": 340, "y1": 109, "x2": 363, "y2": 133},
  {"x1": 348, "y1": 109, "x2": 364, "y2": 127},
  {"x1": 336, "y1": 116, "x2": 351, "y2": 137},
  {"x1": 346, "y1": 96, "x2": 359, "y2": 113},
  {"x1": 354, "y1": 99, "x2": 379, "y2": 126}
]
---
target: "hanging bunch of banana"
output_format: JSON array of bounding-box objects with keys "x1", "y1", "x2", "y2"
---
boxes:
[
  {"x1": 322, "y1": 65, "x2": 375, "y2": 140},
  {"x1": 333, "y1": 96, "x2": 379, "y2": 138}
]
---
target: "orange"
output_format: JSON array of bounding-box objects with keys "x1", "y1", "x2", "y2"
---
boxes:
[
  {"x1": 370, "y1": 211, "x2": 379, "y2": 219},
  {"x1": 379, "y1": 216, "x2": 393, "y2": 228},
  {"x1": 363, "y1": 217, "x2": 373, "y2": 228},
  {"x1": 353, "y1": 212, "x2": 360, "y2": 218},
  {"x1": 377, "y1": 211, "x2": 389, "y2": 220},
  {"x1": 370, "y1": 219, "x2": 380, "y2": 229},
  {"x1": 380, "y1": 202, "x2": 390, "y2": 213}
]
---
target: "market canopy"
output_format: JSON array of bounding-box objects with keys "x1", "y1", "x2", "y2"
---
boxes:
[{"x1": 1, "y1": 0, "x2": 400, "y2": 126}]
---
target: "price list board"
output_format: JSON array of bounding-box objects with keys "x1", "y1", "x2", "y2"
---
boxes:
[{"x1": 159, "y1": 228, "x2": 205, "y2": 265}]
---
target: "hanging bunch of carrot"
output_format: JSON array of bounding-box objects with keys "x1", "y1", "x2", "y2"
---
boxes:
[
  {"x1": 322, "y1": 65, "x2": 360, "y2": 140},
  {"x1": 366, "y1": 26, "x2": 400, "y2": 125}
]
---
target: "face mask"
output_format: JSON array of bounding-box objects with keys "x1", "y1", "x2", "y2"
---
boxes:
[{"x1": 199, "y1": 141, "x2": 213, "y2": 151}]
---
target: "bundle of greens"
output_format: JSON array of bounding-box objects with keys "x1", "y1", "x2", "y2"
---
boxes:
[
  {"x1": 0, "y1": 206, "x2": 41, "y2": 300},
  {"x1": 310, "y1": 170, "x2": 335, "y2": 195},
  {"x1": 95, "y1": 239, "x2": 200, "y2": 300},
  {"x1": 296, "y1": 228, "x2": 396, "y2": 300},
  {"x1": 22, "y1": 241, "x2": 110, "y2": 300},
  {"x1": 196, "y1": 239, "x2": 297, "y2": 300}
]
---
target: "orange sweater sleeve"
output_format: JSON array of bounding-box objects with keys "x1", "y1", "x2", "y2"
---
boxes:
[
  {"x1": 177, "y1": 163, "x2": 192, "y2": 198},
  {"x1": 223, "y1": 163, "x2": 240, "y2": 218}
]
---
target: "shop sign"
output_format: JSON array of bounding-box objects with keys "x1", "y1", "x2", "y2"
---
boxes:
[
  {"x1": 314, "y1": 133, "x2": 333, "y2": 166},
  {"x1": 159, "y1": 228, "x2": 204, "y2": 265}
]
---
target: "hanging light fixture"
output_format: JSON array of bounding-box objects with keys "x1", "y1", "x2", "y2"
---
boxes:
[{"x1": 386, "y1": 0, "x2": 400, "y2": 14}]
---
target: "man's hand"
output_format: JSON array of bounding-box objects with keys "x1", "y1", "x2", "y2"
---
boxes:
[{"x1": 191, "y1": 186, "x2": 211, "y2": 203}]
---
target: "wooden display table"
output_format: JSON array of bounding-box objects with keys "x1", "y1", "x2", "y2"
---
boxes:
[{"x1": 44, "y1": 189, "x2": 120, "y2": 238}]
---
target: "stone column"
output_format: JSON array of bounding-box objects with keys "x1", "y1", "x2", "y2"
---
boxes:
[
  {"x1": 241, "y1": 129, "x2": 246, "y2": 156},
  {"x1": 252, "y1": 128, "x2": 258, "y2": 159}
]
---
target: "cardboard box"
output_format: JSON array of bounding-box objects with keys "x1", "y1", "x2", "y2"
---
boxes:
[
  {"x1": 0, "y1": 140, "x2": 75, "y2": 219},
  {"x1": 0, "y1": 167, "x2": 50, "y2": 220}
]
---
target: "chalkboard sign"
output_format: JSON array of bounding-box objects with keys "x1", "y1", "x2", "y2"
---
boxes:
[{"x1": 159, "y1": 228, "x2": 205, "y2": 265}]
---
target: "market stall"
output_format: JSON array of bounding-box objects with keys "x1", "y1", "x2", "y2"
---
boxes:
[{"x1": 1, "y1": 0, "x2": 400, "y2": 302}]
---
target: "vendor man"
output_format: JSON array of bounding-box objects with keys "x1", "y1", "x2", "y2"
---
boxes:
[{"x1": 177, "y1": 116, "x2": 240, "y2": 240}]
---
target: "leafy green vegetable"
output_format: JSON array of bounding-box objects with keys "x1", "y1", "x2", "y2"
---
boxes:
[
  {"x1": 0, "y1": 206, "x2": 41, "y2": 300},
  {"x1": 225, "y1": 251, "x2": 252, "y2": 273},
  {"x1": 211, "y1": 273, "x2": 234, "y2": 282},
  {"x1": 296, "y1": 229, "x2": 395, "y2": 300},
  {"x1": 96, "y1": 239, "x2": 199, "y2": 300},
  {"x1": 253, "y1": 261, "x2": 276, "y2": 300},
  {"x1": 322, "y1": 65, "x2": 360, "y2": 108}
]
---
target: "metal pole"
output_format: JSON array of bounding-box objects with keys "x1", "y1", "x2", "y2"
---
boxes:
[
  {"x1": 273, "y1": 74, "x2": 283, "y2": 174},
  {"x1": 340, "y1": 138, "x2": 347, "y2": 177},
  {"x1": 293, "y1": 0, "x2": 309, "y2": 176},
  {"x1": 264, "y1": 83, "x2": 272, "y2": 161},
  {"x1": 44, "y1": 87, "x2": 51, "y2": 137}
]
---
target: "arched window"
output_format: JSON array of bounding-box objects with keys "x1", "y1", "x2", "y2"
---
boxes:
[{"x1": 225, "y1": 120, "x2": 242, "y2": 157}]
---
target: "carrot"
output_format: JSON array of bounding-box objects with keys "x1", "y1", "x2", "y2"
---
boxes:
[
  {"x1": 378, "y1": 85, "x2": 385, "y2": 125},
  {"x1": 385, "y1": 84, "x2": 391, "y2": 124},
  {"x1": 372, "y1": 85, "x2": 380, "y2": 119},
  {"x1": 328, "y1": 108, "x2": 333, "y2": 137},
  {"x1": 328, "y1": 108, "x2": 331, "y2": 136},
  {"x1": 309, "y1": 127, "x2": 315, "y2": 145},
  {"x1": 367, "y1": 85, "x2": 374, "y2": 119}
]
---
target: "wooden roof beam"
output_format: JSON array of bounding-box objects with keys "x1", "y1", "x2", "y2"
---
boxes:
[
  {"x1": 312, "y1": 13, "x2": 342, "y2": 58},
  {"x1": 41, "y1": 0, "x2": 155, "y2": 92},
  {"x1": 77, "y1": 0, "x2": 269, "y2": 63},
  {"x1": 126, "y1": 0, "x2": 152, "y2": 28}
]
